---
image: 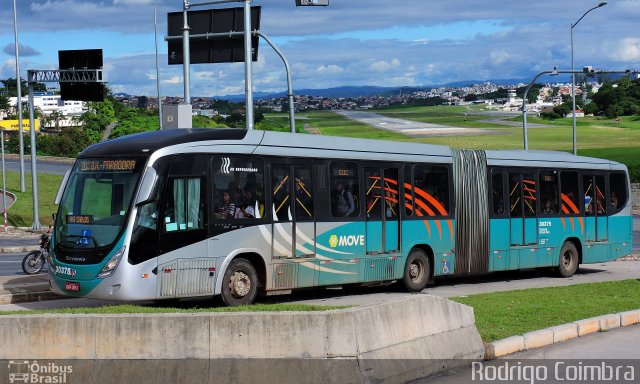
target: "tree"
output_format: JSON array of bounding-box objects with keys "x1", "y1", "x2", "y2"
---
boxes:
[
  {"x1": 0, "y1": 94, "x2": 10, "y2": 119},
  {"x1": 79, "y1": 99, "x2": 116, "y2": 143},
  {"x1": 0, "y1": 78, "x2": 46, "y2": 96},
  {"x1": 137, "y1": 96, "x2": 148, "y2": 109}
]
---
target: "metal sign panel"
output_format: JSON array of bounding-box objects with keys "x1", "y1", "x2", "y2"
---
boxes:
[
  {"x1": 58, "y1": 49, "x2": 105, "y2": 102},
  {"x1": 167, "y1": 7, "x2": 261, "y2": 65}
]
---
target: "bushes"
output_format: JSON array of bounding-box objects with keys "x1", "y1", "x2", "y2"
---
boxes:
[{"x1": 628, "y1": 164, "x2": 640, "y2": 184}]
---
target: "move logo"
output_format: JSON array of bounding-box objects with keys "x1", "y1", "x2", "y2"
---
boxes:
[{"x1": 328, "y1": 234, "x2": 365, "y2": 247}]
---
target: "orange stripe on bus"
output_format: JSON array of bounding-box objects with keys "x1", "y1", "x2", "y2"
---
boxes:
[
  {"x1": 410, "y1": 184, "x2": 449, "y2": 216},
  {"x1": 561, "y1": 194, "x2": 580, "y2": 214},
  {"x1": 560, "y1": 217, "x2": 566, "y2": 231}
]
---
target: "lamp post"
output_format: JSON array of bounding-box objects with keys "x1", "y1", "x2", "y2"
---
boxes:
[
  {"x1": 571, "y1": 1, "x2": 607, "y2": 156},
  {"x1": 12, "y1": 0, "x2": 26, "y2": 192}
]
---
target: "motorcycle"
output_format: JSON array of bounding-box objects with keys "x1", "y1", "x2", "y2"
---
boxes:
[{"x1": 21, "y1": 229, "x2": 51, "y2": 275}]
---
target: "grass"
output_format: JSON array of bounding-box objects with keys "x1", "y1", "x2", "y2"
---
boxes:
[
  {"x1": 265, "y1": 107, "x2": 640, "y2": 164},
  {"x1": 1, "y1": 170, "x2": 62, "y2": 227},
  {"x1": 451, "y1": 279, "x2": 640, "y2": 343},
  {"x1": 0, "y1": 303, "x2": 348, "y2": 316}
]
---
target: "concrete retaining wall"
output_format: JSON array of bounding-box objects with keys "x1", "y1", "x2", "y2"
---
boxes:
[{"x1": 0, "y1": 295, "x2": 484, "y2": 383}]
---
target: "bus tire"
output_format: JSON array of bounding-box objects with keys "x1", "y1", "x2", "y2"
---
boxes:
[
  {"x1": 558, "y1": 242, "x2": 579, "y2": 278},
  {"x1": 221, "y1": 258, "x2": 259, "y2": 306},
  {"x1": 402, "y1": 249, "x2": 430, "y2": 292}
]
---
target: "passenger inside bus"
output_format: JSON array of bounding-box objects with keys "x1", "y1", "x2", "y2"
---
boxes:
[
  {"x1": 333, "y1": 182, "x2": 355, "y2": 217},
  {"x1": 610, "y1": 191, "x2": 619, "y2": 209},
  {"x1": 215, "y1": 191, "x2": 236, "y2": 219}
]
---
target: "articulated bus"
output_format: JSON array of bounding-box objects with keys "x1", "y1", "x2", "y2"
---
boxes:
[{"x1": 49, "y1": 129, "x2": 633, "y2": 305}]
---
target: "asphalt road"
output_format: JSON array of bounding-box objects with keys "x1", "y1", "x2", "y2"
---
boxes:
[
  {"x1": 0, "y1": 253, "x2": 47, "y2": 276},
  {"x1": 336, "y1": 110, "x2": 493, "y2": 137},
  {"x1": 3, "y1": 159, "x2": 72, "y2": 175},
  {"x1": 1, "y1": 260, "x2": 639, "y2": 312}
]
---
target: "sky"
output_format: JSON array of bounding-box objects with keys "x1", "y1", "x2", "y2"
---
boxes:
[{"x1": 1, "y1": 0, "x2": 640, "y2": 97}]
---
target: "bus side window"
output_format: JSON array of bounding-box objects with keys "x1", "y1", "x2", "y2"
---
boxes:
[
  {"x1": 404, "y1": 165, "x2": 413, "y2": 217},
  {"x1": 163, "y1": 177, "x2": 205, "y2": 232},
  {"x1": 413, "y1": 165, "x2": 450, "y2": 217},
  {"x1": 539, "y1": 171, "x2": 559, "y2": 215},
  {"x1": 560, "y1": 171, "x2": 580, "y2": 216},
  {"x1": 330, "y1": 162, "x2": 359, "y2": 218},
  {"x1": 491, "y1": 169, "x2": 505, "y2": 216},
  {"x1": 609, "y1": 172, "x2": 628, "y2": 212}
]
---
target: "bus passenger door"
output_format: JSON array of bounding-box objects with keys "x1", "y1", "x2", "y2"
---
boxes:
[
  {"x1": 271, "y1": 164, "x2": 316, "y2": 259},
  {"x1": 364, "y1": 167, "x2": 400, "y2": 254},
  {"x1": 365, "y1": 168, "x2": 383, "y2": 254},
  {"x1": 582, "y1": 175, "x2": 608, "y2": 242},
  {"x1": 522, "y1": 173, "x2": 538, "y2": 246},
  {"x1": 595, "y1": 176, "x2": 608, "y2": 241},
  {"x1": 509, "y1": 173, "x2": 538, "y2": 268},
  {"x1": 271, "y1": 164, "x2": 294, "y2": 259},
  {"x1": 509, "y1": 173, "x2": 524, "y2": 248},
  {"x1": 383, "y1": 168, "x2": 400, "y2": 253}
]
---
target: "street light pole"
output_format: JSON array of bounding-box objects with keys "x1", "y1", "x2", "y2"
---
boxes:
[
  {"x1": 571, "y1": 2, "x2": 607, "y2": 156},
  {"x1": 12, "y1": 0, "x2": 26, "y2": 192}
]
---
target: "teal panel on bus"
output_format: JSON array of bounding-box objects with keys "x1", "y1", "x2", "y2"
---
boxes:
[
  {"x1": 386, "y1": 221, "x2": 399, "y2": 252},
  {"x1": 401, "y1": 218, "x2": 455, "y2": 277},
  {"x1": 489, "y1": 219, "x2": 510, "y2": 271},
  {"x1": 296, "y1": 259, "x2": 318, "y2": 288},
  {"x1": 597, "y1": 216, "x2": 608, "y2": 241},
  {"x1": 584, "y1": 217, "x2": 596, "y2": 242},
  {"x1": 608, "y1": 215, "x2": 633, "y2": 259},
  {"x1": 366, "y1": 221, "x2": 383, "y2": 253},
  {"x1": 524, "y1": 218, "x2": 537, "y2": 245},
  {"x1": 510, "y1": 218, "x2": 523, "y2": 245},
  {"x1": 315, "y1": 221, "x2": 365, "y2": 286},
  {"x1": 51, "y1": 236, "x2": 125, "y2": 297},
  {"x1": 518, "y1": 247, "x2": 539, "y2": 269},
  {"x1": 584, "y1": 243, "x2": 610, "y2": 263}
]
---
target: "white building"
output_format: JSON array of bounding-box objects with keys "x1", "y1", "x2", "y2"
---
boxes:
[{"x1": 9, "y1": 92, "x2": 87, "y2": 129}]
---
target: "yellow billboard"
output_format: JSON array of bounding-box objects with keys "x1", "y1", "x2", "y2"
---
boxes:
[{"x1": 0, "y1": 119, "x2": 41, "y2": 132}]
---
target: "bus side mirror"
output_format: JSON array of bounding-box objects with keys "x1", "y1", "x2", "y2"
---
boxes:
[
  {"x1": 54, "y1": 169, "x2": 71, "y2": 205},
  {"x1": 135, "y1": 167, "x2": 158, "y2": 206}
]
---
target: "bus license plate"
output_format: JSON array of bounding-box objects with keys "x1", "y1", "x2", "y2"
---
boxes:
[{"x1": 65, "y1": 282, "x2": 80, "y2": 292}]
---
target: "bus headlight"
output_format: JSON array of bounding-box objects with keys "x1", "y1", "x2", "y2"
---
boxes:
[{"x1": 97, "y1": 247, "x2": 126, "y2": 279}]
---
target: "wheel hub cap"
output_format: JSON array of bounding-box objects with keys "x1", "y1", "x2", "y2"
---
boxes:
[{"x1": 229, "y1": 271, "x2": 251, "y2": 298}]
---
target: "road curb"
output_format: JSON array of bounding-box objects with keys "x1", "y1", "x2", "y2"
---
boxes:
[
  {"x1": 0, "y1": 290, "x2": 62, "y2": 305},
  {"x1": 485, "y1": 309, "x2": 640, "y2": 359}
]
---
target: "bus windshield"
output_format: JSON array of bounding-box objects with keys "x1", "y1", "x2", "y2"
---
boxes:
[{"x1": 55, "y1": 158, "x2": 143, "y2": 250}]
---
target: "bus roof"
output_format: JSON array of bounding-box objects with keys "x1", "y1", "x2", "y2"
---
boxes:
[
  {"x1": 79, "y1": 128, "x2": 248, "y2": 157},
  {"x1": 79, "y1": 128, "x2": 623, "y2": 171}
]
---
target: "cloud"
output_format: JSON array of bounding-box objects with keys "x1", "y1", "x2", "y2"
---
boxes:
[
  {"x1": 3, "y1": 44, "x2": 41, "y2": 57},
  {"x1": 316, "y1": 64, "x2": 344, "y2": 74},
  {"x1": 2, "y1": 0, "x2": 638, "y2": 96},
  {"x1": 609, "y1": 38, "x2": 640, "y2": 61},
  {"x1": 370, "y1": 58, "x2": 401, "y2": 72}
]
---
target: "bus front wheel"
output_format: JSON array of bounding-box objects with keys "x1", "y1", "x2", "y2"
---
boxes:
[
  {"x1": 558, "y1": 242, "x2": 579, "y2": 278},
  {"x1": 403, "y1": 249, "x2": 430, "y2": 292},
  {"x1": 221, "y1": 258, "x2": 259, "y2": 306}
]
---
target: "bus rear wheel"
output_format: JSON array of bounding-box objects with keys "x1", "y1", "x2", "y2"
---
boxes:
[
  {"x1": 402, "y1": 249, "x2": 430, "y2": 292},
  {"x1": 221, "y1": 258, "x2": 259, "y2": 306},
  {"x1": 558, "y1": 242, "x2": 579, "y2": 278}
]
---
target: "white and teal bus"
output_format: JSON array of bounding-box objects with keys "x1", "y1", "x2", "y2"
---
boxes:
[{"x1": 49, "y1": 129, "x2": 633, "y2": 305}]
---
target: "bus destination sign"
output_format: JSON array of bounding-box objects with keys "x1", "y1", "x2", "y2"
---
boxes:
[
  {"x1": 78, "y1": 159, "x2": 136, "y2": 173},
  {"x1": 66, "y1": 215, "x2": 94, "y2": 225}
]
